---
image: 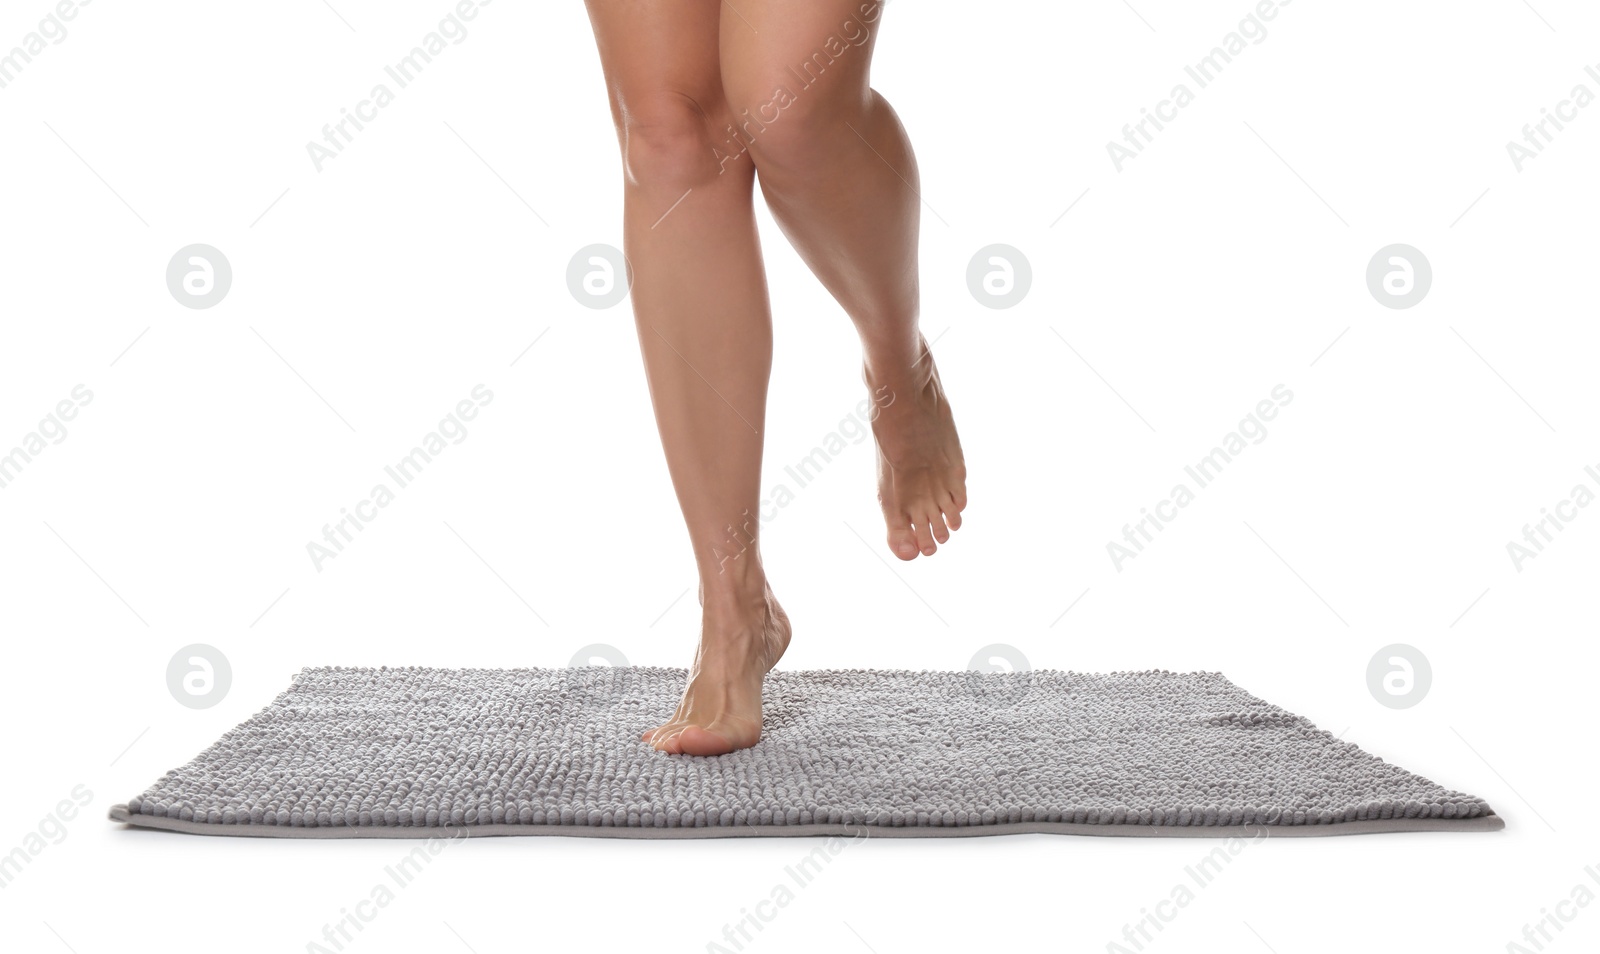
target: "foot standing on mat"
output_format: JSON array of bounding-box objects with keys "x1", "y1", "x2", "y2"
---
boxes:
[{"x1": 583, "y1": 0, "x2": 966, "y2": 755}]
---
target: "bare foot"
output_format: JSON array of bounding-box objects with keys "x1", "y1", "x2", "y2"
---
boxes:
[
  {"x1": 867, "y1": 337, "x2": 967, "y2": 560},
  {"x1": 642, "y1": 584, "x2": 791, "y2": 756}
]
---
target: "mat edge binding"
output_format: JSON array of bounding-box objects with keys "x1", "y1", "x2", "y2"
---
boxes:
[{"x1": 109, "y1": 804, "x2": 1504, "y2": 839}]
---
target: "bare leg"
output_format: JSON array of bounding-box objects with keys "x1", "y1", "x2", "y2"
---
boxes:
[
  {"x1": 721, "y1": 0, "x2": 967, "y2": 561},
  {"x1": 584, "y1": 0, "x2": 789, "y2": 755}
]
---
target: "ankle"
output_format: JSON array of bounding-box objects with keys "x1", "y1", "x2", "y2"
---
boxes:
[
  {"x1": 862, "y1": 337, "x2": 932, "y2": 392},
  {"x1": 698, "y1": 568, "x2": 770, "y2": 614}
]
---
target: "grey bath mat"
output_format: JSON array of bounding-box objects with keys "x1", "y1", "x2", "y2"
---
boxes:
[{"x1": 109, "y1": 667, "x2": 1502, "y2": 838}]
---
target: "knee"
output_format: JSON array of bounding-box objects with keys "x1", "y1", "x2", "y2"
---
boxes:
[{"x1": 615, "y1": 96, "x2": 731, "y2": 190}]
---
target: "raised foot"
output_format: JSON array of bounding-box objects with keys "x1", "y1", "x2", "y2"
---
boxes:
[
  {"x1": 643, "y1": 587, "x2": 790, "y2": 755},
  {"x1": 868, "y1": 338, "x2": 967, "y2": 560}
]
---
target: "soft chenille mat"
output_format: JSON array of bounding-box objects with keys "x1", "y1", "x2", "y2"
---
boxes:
[{"x1": 109, "y1": 666, "x2": 1503, "y2": 839}]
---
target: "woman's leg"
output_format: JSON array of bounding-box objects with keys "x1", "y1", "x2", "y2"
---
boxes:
[
  {"x1": 721, "y1": 0, "x2": 966, "y2": 561},
  {"x1": 584, "y1": 0, "x2": 790, "y2": 755}
]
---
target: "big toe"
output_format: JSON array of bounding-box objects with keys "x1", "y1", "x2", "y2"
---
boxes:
[
  {"x1": 887, "y1": 525, "x2": 920, "y2": 561},
  {"x1": 673, "y1": 725, "x2": 740, "y2": 757}
]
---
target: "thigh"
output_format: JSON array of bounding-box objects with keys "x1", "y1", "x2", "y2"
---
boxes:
[
  {"x1": 719, "y1": 0, "x2": 886, "y2": 115},
  {"x1": 584, "y1": 0, "x2": 726, "y2": 128}
]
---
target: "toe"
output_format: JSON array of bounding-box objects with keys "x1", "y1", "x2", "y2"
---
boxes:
[
  {"x1": 912, "y1": 517, "x2": 937, "y2": 557},
  {"x1": 928, "y1": 508, "x2": 951, "y2": 544},
  {"x1": 674, "y1": 725, "x2": 738, "y2": 757},
  {"x1": 642, "y1": 720, "x2": 679, "y2": 744},
  {"x1": 943, "y1": 491, "x2": 963, "y2": 530},
  {"x1": 887, "y1": 523, "x2": 919, "y2": 561}
]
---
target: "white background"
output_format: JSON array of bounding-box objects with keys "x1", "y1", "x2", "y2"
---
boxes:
[{"x1": 2, "y1": 0, "x2": 1597, "y2": 951}]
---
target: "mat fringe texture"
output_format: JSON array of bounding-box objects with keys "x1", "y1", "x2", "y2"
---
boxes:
[{"x1": 109, "y1": 667, "x2": 1503, "y2": 839}]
